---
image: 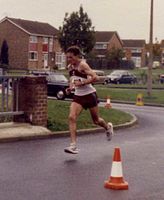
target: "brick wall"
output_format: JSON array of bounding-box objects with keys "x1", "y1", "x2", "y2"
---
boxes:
[
  {"x1": 0, "y1": 20, "x2": 29, "y2": 69},
  {"x1": 28, "y1": 37, "x2": 43, "y2": 70},
  {"x1": 93, "y1": 33, "x2": 123, "y2": 57},
  {"x1": 124, "y1": 47, "x2": 146, "y2": 67},
  {"x1": 108, "y1": 34, "x2": 123, "y2": 50},
  {"x1": 14, "y1": 76, "x2": 48, "y2": 127},
  {"x1": 0, "y1": 19, "x2": 63, "y2": 71},
  {"x1": 124, "y1": 48, "x2": 132, "y2": 60}
]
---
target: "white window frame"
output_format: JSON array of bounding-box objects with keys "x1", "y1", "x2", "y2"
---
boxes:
[
  {"x1": 95, "y1": 42, "x2": 108, "y2": 49},
  {"x1": 55, "y1": 52, "x2": 66, "y2": 69},
  {"x1": 131, "y1": 48, "x2": 142, "y2": 53},
  {"x1": 29, "y1": 51, "x2": 38, "y2": 61},
  {"x1": 131, "y1": 56, "x2": 141, "y2": 67},
  {"x1": 49, "y1": 38, "x2": 53, "y2": 52},
  {"x1": 43, "y1": 37, "x2": 48, "y2": 44},
  {"x1": 29, "y1": 36, "x2": 38, "y2": 43}
]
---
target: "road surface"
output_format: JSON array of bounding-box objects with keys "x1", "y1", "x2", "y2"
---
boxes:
[{"x1": 0, "y1": 103, "x2": 163, "y2": 200}]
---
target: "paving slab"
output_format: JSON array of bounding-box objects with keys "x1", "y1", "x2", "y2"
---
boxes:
[
  {"x1": 0, "y1": 122, "x2": 52, "y2": 142},
  {"x1": 0, "y1": 112, "x2": 137, "y2": 143}
]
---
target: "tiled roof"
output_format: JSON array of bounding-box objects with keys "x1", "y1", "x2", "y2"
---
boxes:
[
  {"x1": 6, "y1": 17, "x2": 58, "y2": 36},
  {"x1": 95, "y1": 31, "x2": 117, "y2": 42},
  {"x1": 122, "y1": 39, "x2": 146, "y2": 48}
]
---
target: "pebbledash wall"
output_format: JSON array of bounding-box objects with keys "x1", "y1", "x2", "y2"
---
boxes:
[{"x1": 14, "y1": 76, "x2": 48, "y2": 127}]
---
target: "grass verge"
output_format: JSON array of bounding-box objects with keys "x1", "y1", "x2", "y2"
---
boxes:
[
  {"x1": 47, "y1": 99, "x2": 132, "y2": 131},
  {"x1": 95, "y1": 86, "x2": 164, "y2": 104}
]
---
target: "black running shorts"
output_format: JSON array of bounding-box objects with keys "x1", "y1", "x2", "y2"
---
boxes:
[{"x1": 73, "y1": 92, "x2": 99, "y2": 109}]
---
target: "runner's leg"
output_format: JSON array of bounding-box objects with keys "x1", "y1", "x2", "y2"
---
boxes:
[
  {"x1": 89, "y1": 106, "x2": 114, "y2": 140},
  {"x1": 68, "y1": 101, "x2": 83, "y2": 144},
  {"x1": 89, "y1": 106, "x2": 108, "y2": 129}
]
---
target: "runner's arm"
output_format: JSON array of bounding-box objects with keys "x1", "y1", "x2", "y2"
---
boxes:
[{"x1": 79, "y1": 62, "x2": 99, "y2": 85}]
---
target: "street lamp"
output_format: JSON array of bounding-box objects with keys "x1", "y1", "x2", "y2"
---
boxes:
[{"x1": 147, "y1": 0, "x2": 154, "y2": 96}]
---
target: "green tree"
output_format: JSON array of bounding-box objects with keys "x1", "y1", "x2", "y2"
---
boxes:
[
  {"x1": 145, "y1": 40, "x2": 162, "y2": 61},
  {"x1": 153, "y1": 41, "x2": 161, "y2": 60},
  {"x1": 0, "y1": 39, "x2": 9, "y2": 66},
  {"x1": 106, "y1": 47, "x2": 125, "y2": 67},
  {"x1": 58, "y1": 5, "x2": 95, "y2": 54}
]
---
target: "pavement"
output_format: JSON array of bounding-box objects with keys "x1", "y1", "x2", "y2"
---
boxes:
[{"x1": 0, "y1": 112, "x2": 137, "y2": 143}]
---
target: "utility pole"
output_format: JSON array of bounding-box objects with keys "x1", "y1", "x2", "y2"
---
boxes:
[{"x1": 147, "y1": 0, "x2": 154, "y2": 96}]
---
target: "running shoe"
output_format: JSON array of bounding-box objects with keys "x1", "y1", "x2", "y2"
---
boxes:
[
  {"x1": 106, "y1": 122, "x2": 114, "y2": 141},
  {"x1": 64, "y1": 143, "x2": 79, "y2": 154}
]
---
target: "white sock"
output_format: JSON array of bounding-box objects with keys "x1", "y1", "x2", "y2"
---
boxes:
[{"x1": 70, "y1": 142, "x2": 76, "y2": 147}]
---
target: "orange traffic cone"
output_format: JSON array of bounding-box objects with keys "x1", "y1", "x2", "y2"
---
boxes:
[
  {"x1": 104, "y1": 147, "x2": 128, "y2": 190},
  {"x1": 105, "y1": 96, "x2": 112, "y2": 108}
]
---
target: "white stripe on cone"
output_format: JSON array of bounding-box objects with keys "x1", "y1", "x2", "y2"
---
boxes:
[
  {"x1": 111, "y1": 162, "x2": 123, "y2": 177},
  {"x1": 107, "y1": 98, "x2": 111, "y2": 104}
]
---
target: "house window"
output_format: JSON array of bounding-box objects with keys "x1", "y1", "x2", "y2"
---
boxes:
[
  {"x1": 42, "y1": 37, "x2": 48, "y2": 52},
  {"x1": 95, "y1": 43, "x2": 107, "y2": 49},
  {"x1": 43, "y1": 37, "x2": 48, "y2": 44},
  {"x1": 131, "y1": 57, "x2": 141, "y2": 67},
  {"x1": 55, "y1": 52, "x2": 66, "y2": 69},
  {"x1": 49, "y1": 38, "x2": 53, "y2": 52},
  {"x1": 29, "y1": 36, "x2": 38, "y2": 43},
  {"x1": 29, "y1": 43, "x2": 38, "y2": 51},
  {"x1": 29, "y1": 52, "x2": 38, "y2": 61},
  {"x1": 29, "y1": 36, "x2": 38, "y2": 61},
  {"x1": 132, "y1": 52, "x2": 142, "y2": 57},
  {"x1": 42, "y1": 44, "x2": 48, "y2": 52},
  {"x1": 131, "y1": 48, "x2": 141, "y2": 53},
  {"x1": 29, "y1": 35, "x2": 38, "y2": 52}
]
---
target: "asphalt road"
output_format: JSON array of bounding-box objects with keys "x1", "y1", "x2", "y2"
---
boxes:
[{"x1": 0, "y1": 104, "x2": 164, "y2": 200}]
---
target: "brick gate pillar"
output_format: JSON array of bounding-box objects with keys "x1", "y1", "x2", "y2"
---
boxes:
[{"x1": 14, "y1": 76, "x2": 47, "y2": 127}]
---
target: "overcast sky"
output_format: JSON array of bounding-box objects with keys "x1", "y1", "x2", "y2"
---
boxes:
[{"x1": 1, "y1": 0, "x2": 164, "y2": 42}]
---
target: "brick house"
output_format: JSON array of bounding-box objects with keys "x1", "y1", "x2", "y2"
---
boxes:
[
  {"x1": 122, "y1": 39, "x2": 146, "y2": 67},
  {"x1": 93, "y1": 31, "x2": 123, "y2": 57},
  {"x1": 0, "y1": 17, "x2": 66, "y2": 70}
]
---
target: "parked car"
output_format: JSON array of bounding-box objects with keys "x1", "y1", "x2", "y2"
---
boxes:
[
  {"x1": 105, "y1": 70, "x2": 137, "y2": 84},
  {"x1": 93, "y1": 70, "x2": 107, "y2": 84},
  {"x1": 31, "y1": 71, "x2": 74, "y2": 100},
  {"x1": 159, "y1": 74, "x2": 164, "y2": 83},
  {"x1": 152, "y1": 61, "x2": 160, "y2": 69}
]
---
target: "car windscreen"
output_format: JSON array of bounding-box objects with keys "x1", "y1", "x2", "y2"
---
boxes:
[
  {"x1": 110, "y1": 71, "x2": 123, "y2": 75},
  {"x1": 93, "y1": 70, "x2": 105, "y2": 76},
  {"x1": 48, "y1": 74, "x2": 68, "y2": 82}
]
